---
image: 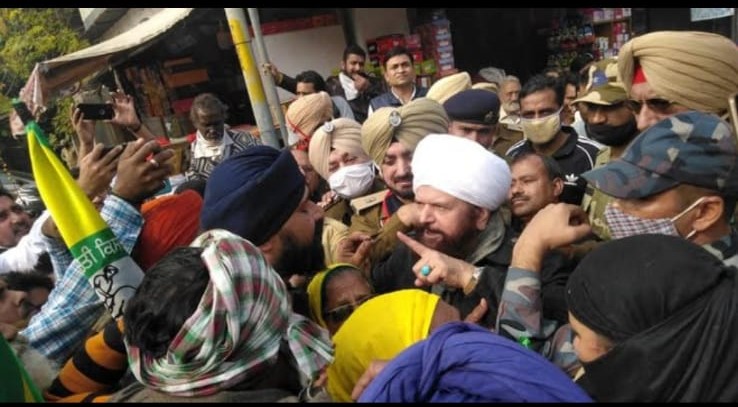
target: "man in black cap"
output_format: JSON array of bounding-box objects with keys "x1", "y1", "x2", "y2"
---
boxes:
[{"x1": 443, "y1": 89, "x2": 501, "y2": 151}]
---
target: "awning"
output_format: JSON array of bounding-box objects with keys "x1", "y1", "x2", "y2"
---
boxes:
[{"x1": 19, "y1": 8, "x2": 194, "y2": 114}]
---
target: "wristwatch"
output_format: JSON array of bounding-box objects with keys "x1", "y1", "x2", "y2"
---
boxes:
[{"x1": 463, "y1": 267, "x2": 484, "y2": 295}]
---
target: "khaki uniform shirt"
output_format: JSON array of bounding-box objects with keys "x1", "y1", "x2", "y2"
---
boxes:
[
  {"x1": 348, "y1": 190, "x2": 412, "y2": 266},
  {"x1": 492, "y1": 123, "x2": 524, "y2": 160}
]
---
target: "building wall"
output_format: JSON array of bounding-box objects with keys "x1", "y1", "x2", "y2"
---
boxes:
[
  {"x1": 352, "y1": 8, "x2": 410, "y2": 47},
  {"x1": 261, "y1": 25, "x2": 347, "y2": 102},
  {"x1": 99, "y1": 8, "x2": 166, "y2": 41},
  {"x1": 89, "y1": 9, "x2": 412, "y2": 104},
  {"x1": 267, "y1": 8, "x2": 409, "y2": 101}
]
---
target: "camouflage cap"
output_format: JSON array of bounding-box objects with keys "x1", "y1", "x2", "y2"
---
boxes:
[
  {"x1": 582, "y1": 111, "x2": 738, "y2": 199},
  {"x1": 572, "y1": 58, "x2": 627, "y2": 106}
]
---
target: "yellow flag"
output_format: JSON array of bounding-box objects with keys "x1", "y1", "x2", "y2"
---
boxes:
[{"x1": 16, "y1": 101, "x2": 143, "y2": 318}]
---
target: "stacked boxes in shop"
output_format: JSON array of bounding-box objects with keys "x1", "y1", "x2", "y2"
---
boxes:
[
  {"x1": 414, "y1": 17, "x2": 456, "y2": 79},
  {"x1": 366, "y1": 33, "x2": 426, "y2": 85}
]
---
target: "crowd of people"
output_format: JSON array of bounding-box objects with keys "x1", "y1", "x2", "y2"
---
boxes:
[{"x1": 1, "y1": 29, "x2": 738, "y2": 402}]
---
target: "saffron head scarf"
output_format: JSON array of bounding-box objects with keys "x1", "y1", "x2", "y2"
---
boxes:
[
  {"x1": 126, "y1": 229, "x2": 334, "y2": 397},
  {"x1": 326, "y1": 289, "x2": 440, "y2": 402},
  {"x1": 135, "y1": 190, "x2": 203, "y2": 271}
]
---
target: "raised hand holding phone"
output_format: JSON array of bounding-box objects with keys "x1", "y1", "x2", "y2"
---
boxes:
[{"x1": 76, "y1": 103, "x2": 115, "y2": 120}]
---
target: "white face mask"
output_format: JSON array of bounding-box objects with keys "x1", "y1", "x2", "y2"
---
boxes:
[
  {"x1": 520, "y1": 107, "x2": 562, "y2": 144},
  {"x1": 328, "y1": 162, "x2": 375, "y2": 199}
]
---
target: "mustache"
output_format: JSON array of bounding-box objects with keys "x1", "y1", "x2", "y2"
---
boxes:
[
  {"x1": 420, "y1": 226, "x2": 445, "y2": 236},
  {"x1": 13, "y1": 222, "x2": 30, "y2": 235},
  {"x1": 510, "y1": 192, "x2": 528, "y2": 201},
  {"x1": 392, "y1": 175, "x2": 413, "y2": 183}
]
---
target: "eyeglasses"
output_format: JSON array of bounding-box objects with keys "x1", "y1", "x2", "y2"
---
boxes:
[
  {"x1": 625, "y1": 98, "x2": 676, "y2": 114},
  {"x1": 322, "y1": 295, "x2": 374, "y2": 324}
]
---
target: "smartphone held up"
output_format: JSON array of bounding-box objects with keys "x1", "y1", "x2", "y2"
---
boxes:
[{"x1": 77, "y1": 103, "x2": 115, "y2": 120}]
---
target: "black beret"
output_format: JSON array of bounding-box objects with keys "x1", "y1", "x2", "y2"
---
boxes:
[{"x1": 443, "y1": 89, "x2": 500, "y2": 125}]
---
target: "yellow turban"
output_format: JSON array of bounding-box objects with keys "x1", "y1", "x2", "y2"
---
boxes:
[
  {"x1": 306, "y1": 263, "x2": 357, "y2": 329},
  {"x1": 472, "y1": 82, "x2": 499, "y2": 93},
  {"x1": 308, "y1": 118, "x2": 367, "y2": 181},
  {"x1": 285, "y1": 91, "x2": 333, "y2": 144},
  {"x1": 618, "y1": 31, "x2": 738, "y2": 114},
  {"x1": 426, "y1": 71, "x2": 472, "y2": 104},
  {"x1": 361, "y1": 98, "x2": 449, "y2": 165},
  {"x1": 326, "y1": 289, "x2": 440, "y2": 402}
]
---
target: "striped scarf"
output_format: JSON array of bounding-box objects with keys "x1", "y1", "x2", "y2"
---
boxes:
[{"x1": 126, "y1": 229, "x2": 334, "y2": 396}]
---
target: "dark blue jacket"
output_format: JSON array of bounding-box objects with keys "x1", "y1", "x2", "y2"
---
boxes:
[{"x1": 369, "y1": 86, "x2": 428, "y2": 112}]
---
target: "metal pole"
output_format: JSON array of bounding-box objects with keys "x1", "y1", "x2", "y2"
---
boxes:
[
  {"x1": 247, "y1": 8, "x2": 289, "y2": 147},
  {"x1": 224, "y1": 8, "x2": 280, "y2": 149}
]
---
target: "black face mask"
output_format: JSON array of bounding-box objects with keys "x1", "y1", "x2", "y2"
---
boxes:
[{"x1": 585, "y1": 118, "x2": 638, "y2": 147}]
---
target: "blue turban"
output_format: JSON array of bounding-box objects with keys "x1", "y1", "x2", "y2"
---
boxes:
[
  {"x1": 358, "y1": 322, "x2": 592, "y2": 403},
  {"x1": 200, "y1": 146, "x2": 306, "y2": 246}
]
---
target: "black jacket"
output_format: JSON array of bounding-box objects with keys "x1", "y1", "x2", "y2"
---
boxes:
[{"x1": 371, "y1": 226, "x2": 514, "y2": 329}]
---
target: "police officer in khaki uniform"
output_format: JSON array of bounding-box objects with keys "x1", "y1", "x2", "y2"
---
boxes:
[
  {"x1": 573, "y1": 58, "x2": 639, "y2": 241},
  {"x1": 308, "y1": 118, "x2": 385, "y2": 227},
  {"x1": 352, "y1": 98, "x2": 450, "y2": 266}
]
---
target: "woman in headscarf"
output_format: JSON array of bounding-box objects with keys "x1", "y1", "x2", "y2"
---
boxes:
[
  {"x1": 565, "y1": 234, "x2": 738, "y2": 402},
  {"x1": 113, "y1": 230, "x2": 334, "y2": 402},
  {"x1": 357, "y1": 322, "x2": 592, "y2": 402},
  {"x1": 326, "y1": 289, "x2": 460, "y2": 402},
  {"x1": 306, "y1": 263, "x2": 373, "y2": 336}
]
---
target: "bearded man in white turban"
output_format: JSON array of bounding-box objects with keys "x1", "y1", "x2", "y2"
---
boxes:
[{"x1": 370, "y1": 133, "x2": 514, "y2": 329}]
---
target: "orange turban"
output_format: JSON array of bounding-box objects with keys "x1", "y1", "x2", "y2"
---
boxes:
[{"x1": 135, "y1": 190, "x2": 203, "y2": 271}]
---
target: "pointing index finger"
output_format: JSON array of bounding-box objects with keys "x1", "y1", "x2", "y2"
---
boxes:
[{"x1": 396, "y1": 231, "x2": 429, "y2": 257}]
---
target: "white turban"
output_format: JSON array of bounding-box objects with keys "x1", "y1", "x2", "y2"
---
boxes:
[{"x1": 412, "y1": 134, "x2": 511, "y2": 211}]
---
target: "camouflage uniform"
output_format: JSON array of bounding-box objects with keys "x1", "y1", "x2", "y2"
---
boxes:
[
  {"x1": 573, "y1": 58, "x2": 633, "y2": 242},
  {"x1": 581, "y1": 148, "x2": 613, "y2": 240},
  {"x1": 583, "y1": 111, "x2": 738, "y2": 267},
  {"x1": 496, "y1": 267, "x2": 580, "y2": 377},
  {"x1": 497, "y1": 226, "x2": 738, "y2": 379},
  {"x1": 498, "y1": 112, "x2": 738, "y2": 376}
]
